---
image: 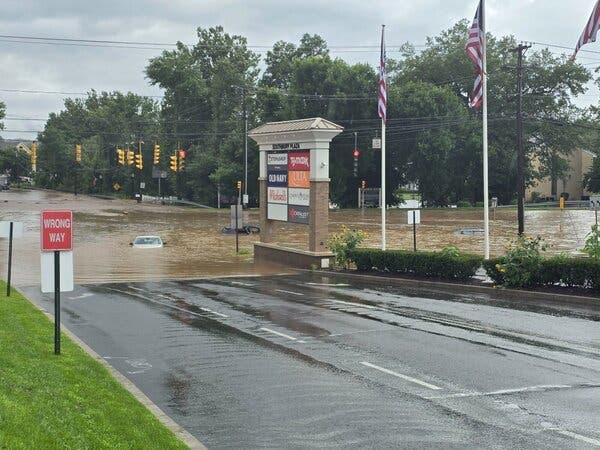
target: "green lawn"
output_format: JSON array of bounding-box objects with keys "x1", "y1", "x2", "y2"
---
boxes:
[{"x1": 0, "y1": 282, "x2": 189, "y2": 449}]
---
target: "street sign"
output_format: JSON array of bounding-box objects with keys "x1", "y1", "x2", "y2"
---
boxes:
[
  {"x1": 0, "y1": 221, "x2": 23, "y2": 238},
  {"x1": 41, "y1": 210, "x2": 73, "y2": 252},
  {"x1": 41, "y1": 251, "x2": 74, "y2": 293},
  {"x1": 140, "y1": 182, "x2": 146, "y2": 189},
  {"x1": 372, "y1": 138, "x2": 382, "y2": 149},
  {"x1": 590, "y1": 196, "x2": 600, "y2": 210},
  {"x1": 408, "y1": 210, "x2": 421, "y2": 224}
]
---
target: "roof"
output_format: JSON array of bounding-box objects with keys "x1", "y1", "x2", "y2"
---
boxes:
[{"x1": 248, "y1": 117, "x2": 343, "y2": 136}]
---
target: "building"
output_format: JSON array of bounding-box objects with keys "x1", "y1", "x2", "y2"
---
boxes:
[{"x1": 526, "y1": 149, "x2": 596, "y2": 201}]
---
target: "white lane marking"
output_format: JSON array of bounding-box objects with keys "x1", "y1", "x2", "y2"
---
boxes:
[
  {"x1": 306, "y1": 282, "x2": 350, "y2": 287},
  {"x1": 110, "y1": 288, "x2": 228, "y2": 319},
  {"x1": 275, "y1": 289, "x2": 304, "y2": 296},
  {"x1": 260, "y1": 327, "x2": 299, "y2": 341},
  {"x1": 329, "y1": 329, "x2": 393, "y2": 337},
  {"x1": 230, "y1": 281, "x2": 255, "y2": 287},
  {"x1": 156, "y1": 293, "x2": 228, "y2": 317},
  {"x1": 360, "y1": 361, "x2": 442, "y2": 390},
  {"x1": 199, "y1": 307, "x2": 228, "y2": 318},
  {"x1": 555, "y1": 430, "x2": 600, "y2": 446},
  {"x1": 68, "y1": 293, "x2": 94, "y2": 300},
  {"x1": 426, "y1": 384, "x2": 577, "y2": 399},
  {"x1": 128, "y1": 286, "x2": 146, "y2": 292},
  {"x1": 330, "y1": 299, "x2": 377, "y2": 310}
]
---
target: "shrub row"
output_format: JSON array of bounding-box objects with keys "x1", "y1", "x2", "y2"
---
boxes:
[
  {"x1": 484, "y1": 256, "x2": 600, "y2": 291},
  {"x1": 349, "y1": 248, "x2": 483, "y2": 281}
]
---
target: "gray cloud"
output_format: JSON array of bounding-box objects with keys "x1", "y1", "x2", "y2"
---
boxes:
[{"x1": 1, "y1": 0, "x2": 598, "y2": 140}]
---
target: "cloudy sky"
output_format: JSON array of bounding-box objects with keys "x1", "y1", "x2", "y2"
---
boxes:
[{"x1": 1, "y1": 0, "x2": 599, "y2": 140}]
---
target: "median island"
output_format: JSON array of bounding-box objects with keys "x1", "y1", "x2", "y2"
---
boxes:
[{"x1": 0, "y1": 281, "x2": 188, "y2": 449}]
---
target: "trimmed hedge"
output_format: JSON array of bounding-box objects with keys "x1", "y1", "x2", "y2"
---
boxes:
[
  {"x1": 483, "y1": 255, "x2": 600, "y2": 291},
  {"x1": 349, "y1": 248, "x2": 482, "y2": 281},
  {"x1": 352, "y1": 249, "x2": 600, "y2": 292}
]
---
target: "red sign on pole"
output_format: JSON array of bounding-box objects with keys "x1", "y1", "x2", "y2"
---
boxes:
[{"x1": 41, "y1": 210, "x2": 73, "y2": 252}]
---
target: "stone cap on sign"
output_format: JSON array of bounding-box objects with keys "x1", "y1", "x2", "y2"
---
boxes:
[{"x1": 248, "y1": 117, "x2": 343, "y2": 146}]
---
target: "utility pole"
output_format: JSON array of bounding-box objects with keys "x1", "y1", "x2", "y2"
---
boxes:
[
  {"x1": 513, "y1": 43, "x2": 531, "y2": 236},
  {"x1": 243, "y1": 88, "x2": 248, "y2": 207}
]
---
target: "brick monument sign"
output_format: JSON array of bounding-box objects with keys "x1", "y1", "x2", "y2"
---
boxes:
[{"x1": 248, "y1": 118, "x2": 343, "y2": 268}]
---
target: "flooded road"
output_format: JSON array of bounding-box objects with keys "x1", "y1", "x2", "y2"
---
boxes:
[
  {"x1": 21, "y1": 272, "x2": 600, "y2": 448},
  {"x1": 0, "y1": 189, "x2": 596, "y2": 285}
]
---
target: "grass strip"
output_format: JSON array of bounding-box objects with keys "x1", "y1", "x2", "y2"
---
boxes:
[{"x1": 0, "y1": 281, "x2": 188, "y2": 449}]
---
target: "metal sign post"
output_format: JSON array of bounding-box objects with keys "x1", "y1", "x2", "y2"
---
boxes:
[
  {"x1": 591, "y1": 196, "x2": 600, "y2": 226},
  {"x1": 53, "y1": 251, "x2": 60, "y2": 354},
  {"x1": 408, "y1": 210, "x2": 421, "y2": 252},
  {"x1": 40, "y1": 210, "x2": 74, "y2": 355},
  {"x1": 1, "y1": 221, "x2": 24, "y2": 297}
]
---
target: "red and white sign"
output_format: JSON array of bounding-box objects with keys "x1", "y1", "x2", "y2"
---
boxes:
[
  {"x1": 41, "y1": 210, "x2": 73, "y2": 252},
  {"x1": 288, "y1": 152, "x2": 310, "y2": 171}
]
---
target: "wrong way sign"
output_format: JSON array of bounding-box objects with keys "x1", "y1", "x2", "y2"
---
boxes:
[{"x1": 41, "y1": 210, "x2": 73, "y2": 252}]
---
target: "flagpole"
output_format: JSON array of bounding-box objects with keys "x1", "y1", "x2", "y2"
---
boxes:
[
  {"x1": 380, "y1": 24, "x2": 386, "y2": 251},
  {"x1": 482, "y1": 0, "x2": 490, "y2": 259},
  {"x1": 382, "y1": 118, "x2": 386, "y2": 250}
]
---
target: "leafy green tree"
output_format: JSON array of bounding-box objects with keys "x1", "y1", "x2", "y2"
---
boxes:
[
  {"x1": 146, "y1": 26, "x2": 260, "y2": 204},
  {"x1": 584, "y1": 151, "x2": 600, "y2": 193},
  {"x1": 36, "y1": 91, "x2": 160, "y2": 195},
  {"x1": 0, "y1": 146, "x2": 30, "y2": 181},
  {"x1": 395, "y1": 21, "x2": 591, "y2": 203},
  {"x1": 0, "y1": 101, "x2": 5, "y2": 130}
]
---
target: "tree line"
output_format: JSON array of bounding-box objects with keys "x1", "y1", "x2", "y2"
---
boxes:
[{"x1": 12, "y1": 21, "x2": 600, "y2": 206}]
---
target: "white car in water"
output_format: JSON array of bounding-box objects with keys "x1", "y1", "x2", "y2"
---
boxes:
[{"x1": 130, "y1": 235, "x2": 164, "y2": 248}]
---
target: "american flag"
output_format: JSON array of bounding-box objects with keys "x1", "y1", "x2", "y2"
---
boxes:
[
  {"x1": 573, "y1": 0, "x2": 600, "y2": 59},
  {"x1": 378, "y1": 26, "x2": 387, "y2": 123},
  {"x1": 466, "y1": 1, "x2": 484, "y2": 109}
]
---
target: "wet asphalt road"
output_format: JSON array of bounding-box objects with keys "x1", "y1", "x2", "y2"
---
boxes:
[{"x1": 21, "y1": 272, "x2": 600, "y2": 449}]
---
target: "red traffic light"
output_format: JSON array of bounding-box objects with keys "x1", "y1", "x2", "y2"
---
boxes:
[
  {"x1": 353, "y1": 149, "x2": 360, "y2": 158},
  {"x1": 178, "y1": 150, "x2": 186, "y2": 159}
]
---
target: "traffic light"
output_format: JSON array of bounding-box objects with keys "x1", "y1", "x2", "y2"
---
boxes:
[
  {"x1": 75, "y1": 144, "x2": 82, "y2": 162},
  {"x1": 170, "y1": 153, "x2": 178, "y2": 172},
  {"x1": 31, "y1": 142, "x2": 37, "y2": 172},
  {"x1": 153, "y1": 144, "x2": 160, "y2": 165},
  {"x1": 135, "y1": 152, "x2": 143, "y2": 170},
  {"x1": 117, "y1": 147, "x2": 125, "y2": 165},
  {"x1": 127, "y1": 150, "x2": 134, "y2": 165},
  {"x1": 361, "y1": 180, "x2": 366, "y2": 189},
  {"x1": 353, "y1": 148, "x2": 359, "y2": 177},
  {"x1": 178, "y1": 150, "x2": 186, "y2": 172},
  {"x1": 236, "y1": 180, "x2": 242, "y2": 190}
]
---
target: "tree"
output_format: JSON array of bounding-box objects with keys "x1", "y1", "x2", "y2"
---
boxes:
[
  {"x1": 0, "y1": 101, "x2": 5, "y2": 130},
  {"x1": 0, "y1": 146, "x2": 30, "y2": 181},
  {"x1": 146, "y1": 26, "x2": 260, "y2": 204},
  {"x1": 395, "y1": 21, "x2": 591, "y2": 203},
  {"x1": 584, "y1": 152, "x2": 600, "y2": 193},
  {"x1": 36, "y1": 91, "x2": 160, "y2": 195}
]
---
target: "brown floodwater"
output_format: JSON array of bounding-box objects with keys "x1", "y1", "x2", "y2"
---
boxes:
[{"x1": 0, "y1": 189, "x2": 596, "y2": 286}]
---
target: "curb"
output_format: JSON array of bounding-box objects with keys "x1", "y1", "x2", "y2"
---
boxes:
[
  {"x1": 305, "y1": 269, "x2": 600, "y2": 308},
  {"x1": 25, "y1": 292, "x2": 206, "y2": 450}
]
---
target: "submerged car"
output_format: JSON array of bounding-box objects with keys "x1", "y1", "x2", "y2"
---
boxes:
[{"x1": 130, "y1": 235, "x2": 164, "y2": 248}]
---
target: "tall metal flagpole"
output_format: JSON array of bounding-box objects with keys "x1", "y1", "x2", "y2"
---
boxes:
[
  {"x1": 481, "y1": 0, "x2": 490, "y2": 259},
  {"x1": 381, "y1": 25, "x2": 387, "y2": 251}
]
